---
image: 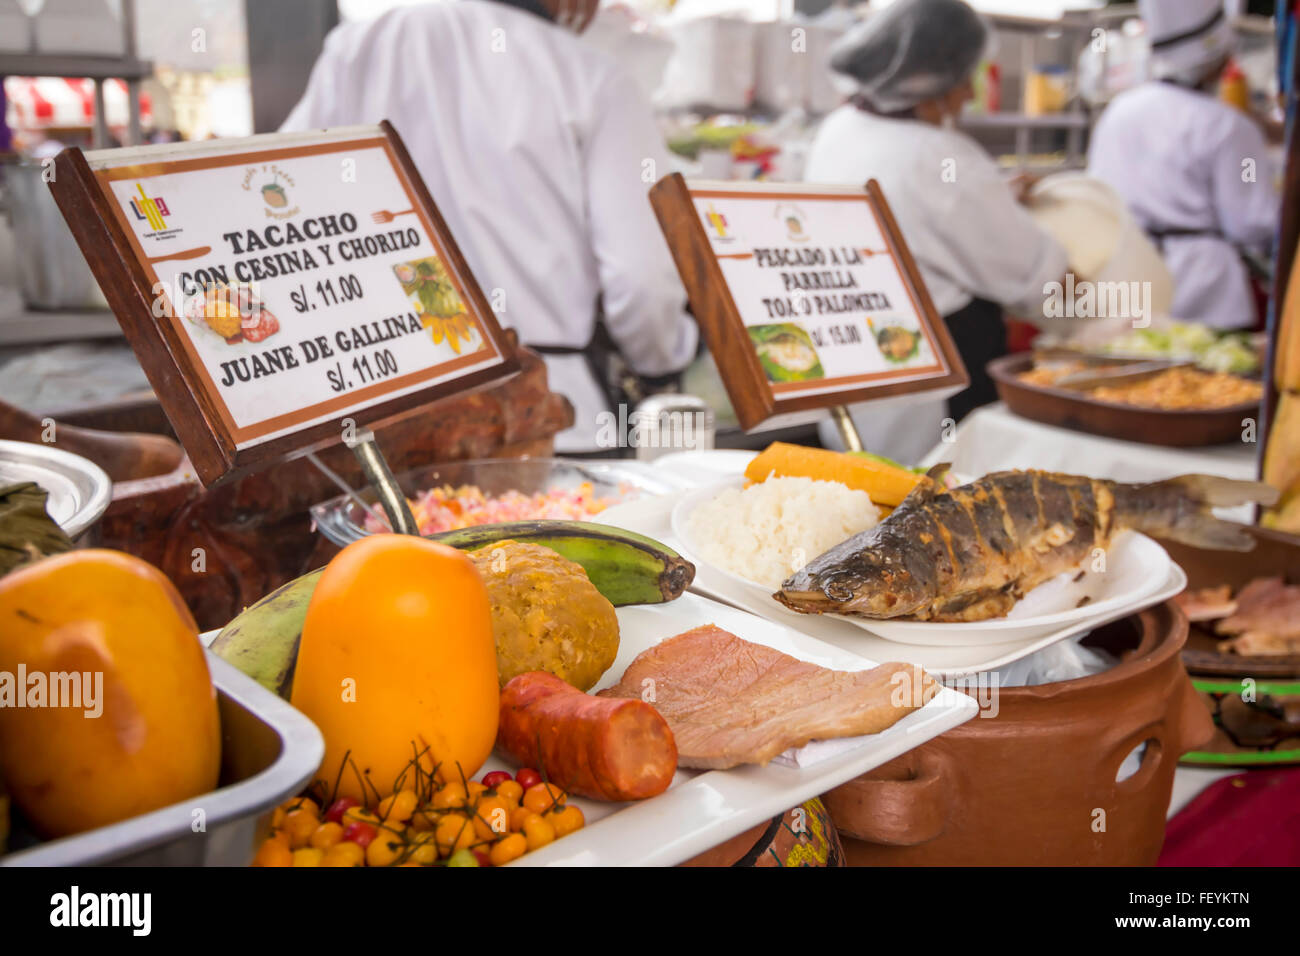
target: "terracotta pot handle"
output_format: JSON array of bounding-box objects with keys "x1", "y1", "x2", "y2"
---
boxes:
[
  {"x1": 824, "y1": 759, "x2": 950, "y2": 846},
  {"x1": 1176, "y1": 671, "x2": 1216, "y2": 754}
]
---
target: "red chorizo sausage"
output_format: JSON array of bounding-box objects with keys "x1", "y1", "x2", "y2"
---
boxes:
[{"x1": 497, "y1": 672, "x2": 677, "y2": 801}]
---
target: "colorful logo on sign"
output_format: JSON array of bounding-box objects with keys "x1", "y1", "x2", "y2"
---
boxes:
[
  {"x1": 129, "y1": 184, "x2": 170, "y2": 231},
  {"x1": 704, "y1": 203, "x2": 731, "y2": 241}
]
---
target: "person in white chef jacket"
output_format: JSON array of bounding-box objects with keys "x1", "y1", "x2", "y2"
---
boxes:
[
  {"x1": 1089, "y1": 0, "x2": 1280, "y2": 330},
  {"x1": 281, "y1": 0, "x2": 697, "y2": 452},
  {"x1": 805, "y1": 0, "x2": 1068, "y2": 464}
]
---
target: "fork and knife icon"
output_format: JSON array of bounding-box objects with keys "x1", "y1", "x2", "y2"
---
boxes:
[{"x1": 371, "y1": 208, "x2": 416, "y2": 225}]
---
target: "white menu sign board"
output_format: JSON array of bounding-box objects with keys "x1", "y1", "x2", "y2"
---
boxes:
[
  {"x1": 54, "y1": 124, "x2": 517, "y2": 482},
  {"x1": 694, "y1": 187, "x2": 945, "y2": 398},
  {"x1": 651, "y1": 177, "x2": 967, "y2": 429}
]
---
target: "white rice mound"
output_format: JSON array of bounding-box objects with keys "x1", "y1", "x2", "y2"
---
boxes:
[{"x1": 687, "y1": 476, "x2": 880, "y2": 589}]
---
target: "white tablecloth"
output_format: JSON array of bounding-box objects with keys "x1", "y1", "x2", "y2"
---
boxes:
[{"x1": 920, "y1": 403, "x2": 1259, "y2": 483}]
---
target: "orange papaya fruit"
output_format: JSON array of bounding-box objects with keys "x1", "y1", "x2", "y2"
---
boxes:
[
  {"x1": 290, "y1": 534, "x2": 499, "y2": 801},
  {"x1": 0, "y1": 549, "x2": 220, "y2": 837}
]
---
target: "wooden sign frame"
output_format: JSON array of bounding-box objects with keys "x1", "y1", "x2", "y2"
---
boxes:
[
  {"x1": 650, "y1": 173, "x2": 968, "y2": 430},
  {"x1": 49, "y1": 121, "x2": 519, "y2": 485}
]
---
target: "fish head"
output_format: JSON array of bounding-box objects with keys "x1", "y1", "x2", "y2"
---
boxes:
[{"x1": 776, "y1": 544, "x2": 930, "y2": 618}]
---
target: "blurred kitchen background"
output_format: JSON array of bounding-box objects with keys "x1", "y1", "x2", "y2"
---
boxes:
[{"x1": 0, "y1": 0, "x2": 1281, "y2": 422}]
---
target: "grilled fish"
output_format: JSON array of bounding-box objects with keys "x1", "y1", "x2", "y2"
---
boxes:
[{"x1": 776, "y1": 466, "x2": 1278, "y2": 622}]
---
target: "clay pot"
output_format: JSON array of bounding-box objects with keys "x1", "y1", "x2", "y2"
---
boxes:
[{"x1": 825, "y1": 604, "x2": 1213, "y2": 865}]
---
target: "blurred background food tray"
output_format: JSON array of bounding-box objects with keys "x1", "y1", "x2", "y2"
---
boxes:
[
  {"x1": 1161, "y1": 527, "x2": 1300, "y2": 768},
  {"x1": 988, "y1": 353, "x2": 1259, "y2": 447}
]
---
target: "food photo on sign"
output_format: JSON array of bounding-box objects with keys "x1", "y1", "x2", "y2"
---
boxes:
[{"x1": 0, "y1": 0, "x2": 1294, "y2": 928}]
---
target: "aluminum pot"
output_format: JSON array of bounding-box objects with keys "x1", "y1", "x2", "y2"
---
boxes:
[{"x1": 824, "y1": 603, "x2": 1213, "y2": 866}]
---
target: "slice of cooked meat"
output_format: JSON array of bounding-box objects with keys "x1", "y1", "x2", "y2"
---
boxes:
[
  {"x1": 1173, "y1": 585, "x2": 1237, "y2": 622},
  {"x1": 597, "y1": 624, "x2": 936, "y2": 770},
  {"x1": 1233, "y1": 577, "x2": 1286, "y2": 607},
  {"x1": 1216, "y1": 582, "x2": 1300, "y2": 638},
  {"x1": 1218, "y1": 630, "x2": 1300, "y2": 656}
]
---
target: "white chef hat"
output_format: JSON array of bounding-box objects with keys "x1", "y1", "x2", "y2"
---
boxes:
[
  {"x1": 1141, "y1": 0, "x2": 1236, "y2": 85},
  {"x1": 829, "y1": 0, "x2": 992, "y2": 113}
]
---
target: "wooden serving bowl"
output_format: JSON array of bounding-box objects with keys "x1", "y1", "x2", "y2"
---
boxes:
[
  {"x1": 825, "y1": 603, "x2": 1212, "y2": 866},
  {"x1": 988, "y1": 353, "x2": 1259, "y2": 447}
]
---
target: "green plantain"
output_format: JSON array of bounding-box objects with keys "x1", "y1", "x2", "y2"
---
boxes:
[
  {"x1": 430, "y1": 520, "x2": 693, "y2": 606},
  {"x1": 209, "y1": 569, "x2": 320, "y2": 698},
  {"x1": 211, "y1": 521, "x2": 693, "y2": 697}
]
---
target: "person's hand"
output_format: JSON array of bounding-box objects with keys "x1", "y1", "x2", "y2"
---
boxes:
[{"x1": 1006, "y1": 170, "x2": 1041, "y2": 206}]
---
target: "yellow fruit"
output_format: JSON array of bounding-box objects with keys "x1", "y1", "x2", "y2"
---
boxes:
[
  {"x1": 550, "y1": 805, "x2": 585, "y2": 838},
  {"x1": 523, "y1": 814, "x2": 556, "y2": 852},
  {"x1": 434, "y1": 813, "x2": 476, "y2": 857},
  {"x1": 409, "y1": 808, "x2": 438, "y2": 832},
  {"x1": 432, "y1": 783, "x2": 468, "y2": 810},
  {"x1": 321, "y1": 842, "x2": 365, "y2": 867},
  {"x1": 309, "y1": 821, "x2": 344, "y2": 849},
  {"x1": 252, "y1": 836, "x2": 292, "y2": 867},
  {"x1": 366, "y1": 833, "x2": 406, "y2": 867},
  {"x1": 290, "y1": 536, "x2": 500, "y2": 802},
  {"x1": 489, "y1": 832, "x2": 528, "y2": 866},
  {"x1": 494, "y1": 780, "x2": 523, "y2": 806},
  {"x1": 292, "y1": 847, "x2": 325, "y2": 867},
  {"x1": 509, "y1": 807, "x2": 535, "y2": 832},
  {"x1": 0, "y1": 550, "x2": 220, "y2": 837},
  {"x1": 378, "y1": 789, "x2": 418, "y2": 824},
  {"x1": 472, "y1": 797, "x2": 511, "y2": 841},
  {"x1": 283, "y1": 808, "x2": 320, "y2": 848},
  {"x1": 408, "y1": 832, "x2": 438, "y2": 865},
  {"x1": 522, "y1": 783, "x2": 566, "y2": 815}
]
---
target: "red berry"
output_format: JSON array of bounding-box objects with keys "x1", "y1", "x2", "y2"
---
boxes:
[
  {"x1": 472, "y1": 849, "x2": 492, "y2": 867},
  {"x1": 515, "y1": 768, "x2": 542, "y2": 791},
  {"x1": 481, "y1": 771, "x2": 512, "y2": 789},
  {"x1": 342, "y1": 822, "x2": 377, "y2": 848},
  {"x1": 325, "y1": 797, "x2": 359, "y2": 824}
]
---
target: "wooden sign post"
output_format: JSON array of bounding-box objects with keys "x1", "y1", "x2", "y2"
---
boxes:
[
  {"x1": 49, "y1": 123, "x2": 518, "y2": 497},
  {"x1": 651, "y1": 174, "x2": 968, "y2": 442}
]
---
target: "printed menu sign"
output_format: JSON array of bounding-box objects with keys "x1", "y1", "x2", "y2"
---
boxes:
[
  {"x1": 651, "y1": 176, "x2": 967, "y2": 429},
  {"x1": 50, "y1": 124, "x2": 517, "y2": 483}
]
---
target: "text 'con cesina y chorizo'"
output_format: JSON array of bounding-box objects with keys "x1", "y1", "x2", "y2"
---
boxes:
[{"x1": 181, "y1": 216, "x2": 423, "y2": 293}]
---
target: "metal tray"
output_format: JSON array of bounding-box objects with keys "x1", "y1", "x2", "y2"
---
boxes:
[
  {"x1": 310, "y1": 456, "x2": 679, "y2": 547},
  {"x1": 0, "y1": 438, "x2": 112, "y2": 539},
  {"x1": 2, "y1": 653, "x2": 323, "y2": 866}
]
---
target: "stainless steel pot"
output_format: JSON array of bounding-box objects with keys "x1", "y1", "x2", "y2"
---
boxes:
[
  {"x1": 0, "y1": 438, "x2": 111, "y2": 540},
  {"x1": 0, "y1": 158, "x2": 105, "y2": 310},
  {"x1": 2, "y1": 653, "x2": 325, "y2": 866}
]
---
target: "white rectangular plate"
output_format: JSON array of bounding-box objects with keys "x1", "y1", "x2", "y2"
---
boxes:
[{"x1": 499, "y1": 592, "x2": 977, "y2": 866}]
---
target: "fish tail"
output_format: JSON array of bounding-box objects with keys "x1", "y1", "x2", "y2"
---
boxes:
[{"x1": 1113, "y1": 475, "x2": 1279, "y2": 552}]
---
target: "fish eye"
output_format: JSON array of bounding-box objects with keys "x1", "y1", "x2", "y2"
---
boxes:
[{"x1": 825, "y1": 581, "x2": 855, "y2": 602}]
